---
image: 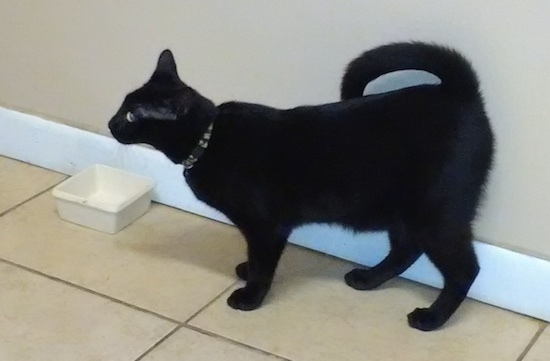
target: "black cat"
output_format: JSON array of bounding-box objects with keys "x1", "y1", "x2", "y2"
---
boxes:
[{"x1": 109, "y1": 42, "x2": 494, "y2": 331}]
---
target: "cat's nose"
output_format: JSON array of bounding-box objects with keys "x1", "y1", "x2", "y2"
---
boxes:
[
  {"x1": 108, "y1": 118, "x2": 117, "y2": 132},
  {"x1": 108, "y1": 116, "x2": 124, "y2": 136}
]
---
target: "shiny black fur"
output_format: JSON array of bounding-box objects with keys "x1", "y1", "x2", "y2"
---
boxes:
[{"x1": 109, "y1": 42, "x2": 494, "y2": 331}]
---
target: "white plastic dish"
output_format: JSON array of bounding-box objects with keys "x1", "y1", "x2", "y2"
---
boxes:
[{"x1": 52, "y1": 164, "x2": 155, "y2": 234}]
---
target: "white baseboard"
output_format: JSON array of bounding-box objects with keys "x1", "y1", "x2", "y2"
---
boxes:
[{"x1": 1, "y1": 106, "x2": 548, "y2": 322}]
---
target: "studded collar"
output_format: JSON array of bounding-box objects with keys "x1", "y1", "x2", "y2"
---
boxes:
[{"x1": 182, "y1": 123, "x2": 213, "y2": 171}]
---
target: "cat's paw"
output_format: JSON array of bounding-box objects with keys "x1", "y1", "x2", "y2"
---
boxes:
[
  {"x1": 235, "y1": 262, "x2": 248, "y2": 281},
  {"x1": 407, "y1": 308, "x2": 445, "y2": 331},
  {"x1": 227, "y1": 287, "x2": 265, "y2": 311},
  {"x1": 344, "y1": 268, "x2": 383, "y2": 290}
]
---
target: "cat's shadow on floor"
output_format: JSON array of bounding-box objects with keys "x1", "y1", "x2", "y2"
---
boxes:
[
  {"x1": 121, "y1": 219, "x2": 244, "y2": 277},
  {"x1": 121, "y1": 216, "x2": 416, "y2": 299}
]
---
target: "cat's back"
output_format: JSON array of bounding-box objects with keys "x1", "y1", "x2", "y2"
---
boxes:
[
  {"x1": 218, "y1": 101, "x2": 281, "y2": 122},
  {"x1": 214, "y1": 87, "x2": 484, "y2": 165}
]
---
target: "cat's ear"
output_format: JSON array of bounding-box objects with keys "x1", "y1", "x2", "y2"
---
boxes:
[{"x1": 152, "y1": 49, "x2": 180, "y2": 81}]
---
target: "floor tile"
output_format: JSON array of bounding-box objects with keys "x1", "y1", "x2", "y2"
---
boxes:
[
  {"x1": 0, "y1": 192, "x2": 246, "y2": 321},
  {"x1": 523, "y1": 325, "x2": 550, "y2": 361},
  {"x1": 190, "y1": 246, "x2": 541, "y2": 361},
  {"x1": 0, "y1": 156, "x2": 65, "y2": 214},
  {"x1": 0, "y1": 261, "x2": 175, "y2": 361},
  {"x1": 141, "y1": 326, "x2": 283, "y2": 361}
]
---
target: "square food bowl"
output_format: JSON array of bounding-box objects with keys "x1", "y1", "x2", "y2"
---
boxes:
[{"x1": 52, "y1": 165, "x2": 155, "y2": 234}]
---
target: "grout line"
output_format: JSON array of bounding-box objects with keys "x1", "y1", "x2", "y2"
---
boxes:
[
  {"x1": 0, "y1": 257, "x2": 181, "y2": 325},
  {"x1": 183, "y1": 281, "x2": 240, "y2": 324},
  {"x1": 133, "y1": 324, "x2": 183, "y2": 361},
  {"x1": 516, "y1": 323, "x2": 547, "y2": 361},
  {"x1": 0, "y1": 171, "x2": 283, "y2": 361},
  {"x1": 182, "y1": 281, "x2": 292, "y2": 360},
  {"x1": 0, "y1": 181, "x2": 284, "y2": 360},
  {"x1": 0, "y1": 182, "x2": 62, "y2": 218},
  {"x1": 183, "y1": 324, "x2": 292, "y2": 361},
  {"x1": 5, "y1": 155, "x2": 69, "y2": 176}
]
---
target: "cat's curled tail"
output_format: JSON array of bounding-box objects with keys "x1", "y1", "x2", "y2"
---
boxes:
[{"x1": 341, "y1": 42, "x2": 480, "y2": 101}]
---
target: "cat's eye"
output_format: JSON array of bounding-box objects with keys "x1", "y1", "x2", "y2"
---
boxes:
[{"x1": 125, "y1": 111, "x2": 136, "y2": 123}]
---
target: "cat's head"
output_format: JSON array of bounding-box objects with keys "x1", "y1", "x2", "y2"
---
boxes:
[{"x1": 108, "y1": 50, "x2": 216, "y2": 163}]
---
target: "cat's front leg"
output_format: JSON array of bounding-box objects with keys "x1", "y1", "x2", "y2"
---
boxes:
[{"x1": 227, "y1": 226, "x2": 289, "y2": 311}]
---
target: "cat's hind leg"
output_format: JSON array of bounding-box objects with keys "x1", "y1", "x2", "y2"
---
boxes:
[
  {"x1": 407, "y1": 226, "x2": 478, "y2": 331},
  {"x1": 227, "y1": 224, "x2": 289, "y2": 311},
  {"x1": 235, "y1": 262, "x2": 248, "y2": 281},
  {"x1": 345, "y1": 221, "x2": 422, "y2": 290}
]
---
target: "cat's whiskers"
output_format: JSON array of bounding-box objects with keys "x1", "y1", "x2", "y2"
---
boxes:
[{"x1": 111, "y1": 143, "x2": 136, "y2": 168}]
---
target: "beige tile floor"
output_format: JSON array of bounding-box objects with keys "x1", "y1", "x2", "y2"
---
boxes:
[{"x1": 0, "y1": 155, "x2": 547, "y2": 361}]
